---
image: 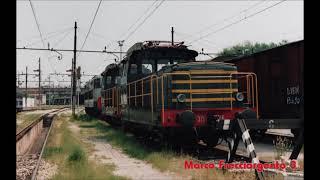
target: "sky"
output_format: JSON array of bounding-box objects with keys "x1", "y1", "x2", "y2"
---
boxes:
[{"x1": 16, "y1": 0, "x2": 304, "y2": 88}]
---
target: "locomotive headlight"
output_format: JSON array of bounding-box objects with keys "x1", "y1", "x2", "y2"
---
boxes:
[
  {"x1": 177, "y1": 94, "x2": 186, "y2": 103},
  {"x1": 236, "y1": 92, "x2": 244, "y2": 101}
]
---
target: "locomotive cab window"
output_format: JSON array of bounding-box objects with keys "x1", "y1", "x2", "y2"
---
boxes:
[
  {"x1": 129, "y1": 64, "x2": 137, "y2": 75},
  {"x1": 142, "y1": 64, "x2": 152, "y2": 75},
  {"x1": 94, "y1": 78, "x2": 101, "y2": 88},
  {"x1": 103, "y1": 77, "x2": 108, "y2": 89},
  {"x1": 106, "y1": 76, "x2": 111, "y2": 85}
]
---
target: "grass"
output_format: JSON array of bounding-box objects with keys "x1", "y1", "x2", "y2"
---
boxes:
[
  {"x1": 67, "y1": 146, "x2": 85, "y2": 162},
  {"x1": 72, "y1": 114, "x2": 278, "y2": 180},
  {"x1": 273, "y1": 136, "x2": 293, "y2": 160},
  {"x1": 71, "y1": 113, "x2": 94, "y2": 122},
  {"x1": 43, "y1": 113, "x2": 128, "y2": 180}
]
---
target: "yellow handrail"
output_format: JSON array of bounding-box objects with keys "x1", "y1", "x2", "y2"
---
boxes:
[
  {"x1": 104, "y1": 70, "x2": 258, "y2": 123},
  {"x1": 230, "y1": 72, "x2": 259, "y2": 118},
  {"x1": 125, "y1": 74, "x2": 157, "y2": 122}
]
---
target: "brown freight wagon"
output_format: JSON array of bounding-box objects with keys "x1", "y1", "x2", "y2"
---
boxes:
[{"x1": 221, "y1": 40, "x2": 304, "y2": 120}]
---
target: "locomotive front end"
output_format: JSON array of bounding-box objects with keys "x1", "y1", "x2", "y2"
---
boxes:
[{"x1": 157, "y1": 61, "x2": 258, "y2": 146}]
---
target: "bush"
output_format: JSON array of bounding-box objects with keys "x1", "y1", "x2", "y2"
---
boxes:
[
  {"x1": 68, "y1": 146, "x2": 86, "y2": 162},
  {"x1": 72, "y1": 114, "x2": 94, "y2": 122}
]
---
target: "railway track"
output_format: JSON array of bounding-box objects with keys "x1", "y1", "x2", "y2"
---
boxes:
[
  {"x1": 19, "y1": 106, "x2": 69, "y2": 112},
  {"x1": 16, "y1": 107, "x2": 68, "y2": 180}
]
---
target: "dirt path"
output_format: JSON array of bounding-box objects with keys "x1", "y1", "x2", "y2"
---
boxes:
[{"x1": 68, "y1": 123, "x2": 182, "y2": 180}]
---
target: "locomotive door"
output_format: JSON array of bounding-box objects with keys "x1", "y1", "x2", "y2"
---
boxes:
[{"x1": 120, "y1": 61, "x2": 129, "y2": 121}]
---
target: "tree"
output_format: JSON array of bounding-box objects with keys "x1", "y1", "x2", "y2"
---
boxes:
[{"x1": 217, "y1": 40, "x2": 288, "y2": 57}]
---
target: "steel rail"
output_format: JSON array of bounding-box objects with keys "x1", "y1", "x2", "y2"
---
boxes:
[
  {"x1": 16, "y1": 108, "x2": 66, "y2": 141},
  {"x1": 31, "y1": 108, "x2": 68, "y2": 180}
]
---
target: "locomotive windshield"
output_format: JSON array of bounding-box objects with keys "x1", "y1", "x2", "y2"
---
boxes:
[{"x1": 123, "y1": 41, "x2": 198, "y2": 80}]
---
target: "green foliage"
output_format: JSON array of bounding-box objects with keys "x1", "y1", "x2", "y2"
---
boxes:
[
  {"x1": 43, "y1": 147, "x2": 63, "y2": 158},
  {"x1": 217, "y1": 40, "x2": 288, "y2": 57},
  {"x1": 68, "y1": 146, "x2": 86, "y2": 162},
  {"x1": 71, "y1": 113, "x2": 94, "y2": 122},
  {"x1": 44, "y1": 115, "x2": 128, "y2": 180}
]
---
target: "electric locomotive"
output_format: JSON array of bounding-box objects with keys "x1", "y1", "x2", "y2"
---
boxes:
[
  {"x1": 83, "y1": 75, "x2": 102, "y2": 116},
  {"x1": 98, "y1": 41, "x2": 258, "y2": 148},
  {"x1": 100, "y1": 63, "x2": 122, "y2": 125}
]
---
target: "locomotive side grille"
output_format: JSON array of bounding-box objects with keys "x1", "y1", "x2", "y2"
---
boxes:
[{"x1": 170, "y1": 70, "x2": 238, "y2": 108}]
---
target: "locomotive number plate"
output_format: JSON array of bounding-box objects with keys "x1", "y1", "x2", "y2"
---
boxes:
[{"x1": 196, "y1": 115, "x2": 206, "y2": 124}]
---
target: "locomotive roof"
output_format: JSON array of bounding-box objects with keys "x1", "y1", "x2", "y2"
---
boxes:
[
  {"x1": 158, "y1": 61, "x2": 237, "y2": 73},
  {"x1": 121, "y1": 40, "x2": 198, "y2": 63},
  {"x1": 83, "y1": 75, "x2": 101, "y2": 87},
  {"x1": 127, "y1": 41, "x2": 188, "y2": 53},
  {"x1": 92, "y1": 75, "x2": 101, "y2": 79},
  {"x1": 101, "y1": 63, "x2": 119, "y2": 76}
]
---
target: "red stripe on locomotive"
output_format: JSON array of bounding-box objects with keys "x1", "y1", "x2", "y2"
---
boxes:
[{"x1": 161, "y1": 108, "x2": 257, "y2": 127}]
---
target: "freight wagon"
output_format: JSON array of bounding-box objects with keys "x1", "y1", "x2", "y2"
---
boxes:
[{"x1": 222, "y1": 40, "x2": 304, "y2": 136}]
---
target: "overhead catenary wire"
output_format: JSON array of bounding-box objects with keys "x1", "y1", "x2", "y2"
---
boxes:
[
  {"x1": 17, "y1": 47, "x2": 123, "y2": 54},
  {"x1": 28, "y1": 0, "x2": 45, "y2": 48},
  {"x1": 123, "y1": 0, "x2": 166, "y2": 42},
  {"x1": 46, "y1": 30, "x2": 74, "y2": 74},
  {"x1": 107, "y1": 0, "x2": 165, "y2": 53},
  {"x1": 43, "y1": 29, "x2": 72, "y2": 74},
  {"x1": 183, "y1": 0, "x2": 267, "y2": 41},
  {"x1": 119, "y1": 0, "x2": 159, "y2": 41},
  {"x1": 78, "y1": 0, "x2": 103, "y2": 59},
  {"x1": 89, "y1": 31, "x2": 115, "y2": 45},
  {"x1": 24, "y1": 28, "x2": 72, "y2": 48},
  {"x1": 76, "y1": 28, "x2": 109, "y2": 72},
  {"x1": 78, "y1": 28, "x2": 113, "y2": 50},
  {"x1": 28, "y1": 0, "x2": 59, "y2": 85},
  {"x1": 17, "y1": 27, "x2": 72, "y2": 45},
  {"x1": 52, "y1": 30, "x2": 73, "y2": 48},
  {"x1": 105, "y1": 0, "x2": 159, "y2": 51},
  {"x1": 189, "y1": 0, "x2": 287, "y2": 44},
  {"x1": 175, "y1": 31, "x2": 219, "y2": 49}
]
